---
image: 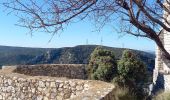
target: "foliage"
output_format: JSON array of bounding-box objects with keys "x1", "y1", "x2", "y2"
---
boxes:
[
  {"x1": 113, "y1": 50, "x2": 148, "y2": 100},
  {"x1": 0, "y1": 45, "x2": 154, "y2": 70},
  {"x1": 88, "y1": 46, "x2": 117, "y2": 82},
  {"x1": 115, "y1": 50, "x2": 148, "y2": 87}
]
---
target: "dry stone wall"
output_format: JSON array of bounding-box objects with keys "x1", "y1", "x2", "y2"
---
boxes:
[
  {"x1": 0, "y1": 65, "x2": 115, "y2": 100},
  {"x1": 13, "y1": 64, "x2": 87, "y2": 79},
  {"x1": 0, "y1": 74, "x2": 86, "y2": 100}
]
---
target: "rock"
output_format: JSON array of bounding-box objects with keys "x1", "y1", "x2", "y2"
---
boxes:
[
  {"x1": 50, "y1": 93, "x2": 57, "y2": 99},
  {"x1": 64, "y1": 89, "x2": 72, "y2": 99},
  {"x1": 76, "y1": 85, "x2": 83, "y2": 91},
  {"x1": 37, "y1": 95, "x2": 43, "y2": 100},
  {"x1": 0, "y1": 95, "x2": 2, "y2": 99},
  {"x1": 43, "y1": 96, "x2": 48, "y2": 100},
  {"x1": 50, "y1": 82, "x2": 56, "y2": 87},
  {"x1": 38, "y1": 81, "x2": 45, "y2": 88},
  {"x1": 56, "y1": 96, "x2": 63, "y2": 100},
  {"x1": 31, "y1": 88, "x2": 36, "y2": 93},
  {"x1": 45, "y1": 82, "x2": 50, "y2": 87},
  {"x1": 59, "y1": 83, "x2": 63, "y2": 88},
  {"x1": 70, "y1": 82, "x2": 76, "y2": 87}
]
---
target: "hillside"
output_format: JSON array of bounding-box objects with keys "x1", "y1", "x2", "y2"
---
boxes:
[
  {"x1": 0, "y1": 45, "x2": 52, "y2": 65},
  {"x1": 0, "y1": 45, "x2": 155, "y2": 71}
]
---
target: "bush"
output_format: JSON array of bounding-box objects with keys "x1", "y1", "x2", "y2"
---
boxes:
[
  {"x1": 113, "y1": 50, "x2": 148, "y2": 100},
  {"x1": 115, "y1": 50, "x2": 148, "y2": 87},
  {"x1": 87, "y1": 46, "x2": 117, "y2": 82}
]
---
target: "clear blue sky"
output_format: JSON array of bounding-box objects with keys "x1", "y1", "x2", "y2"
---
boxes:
[{"x1": 0, "y1": 6, "x2": 155, "y2": 51}]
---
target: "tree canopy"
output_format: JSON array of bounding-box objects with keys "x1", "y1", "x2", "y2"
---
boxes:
[
  {"x1": 88, "y1": 47, "x2": 117, "y2": 82},
  {"x1": 116, "y1": 50, "x2": 148, "y2": 87},
  {"x1": 115, "y1": 50, "x2": 148, "y2": 99},
  {"x1": 2, "y1": 0, "x2": 170, "y2": 59}
]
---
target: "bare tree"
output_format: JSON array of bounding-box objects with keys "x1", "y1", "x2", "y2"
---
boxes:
[{"x1": 2, "y1": 0, "x2": 170, "y2": 60}]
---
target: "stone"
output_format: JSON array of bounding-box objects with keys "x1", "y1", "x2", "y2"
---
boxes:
[
  {"x1": 39, "y1": 81, "x2": 45, "y2": 88},
  {"x1": 43, "y1": 96, "x2": 48, "y2": 100},
  {"x1": 70, "y1": 82, "x2": 76, "y2": 87},
  {"x1": 56, "y1": 96, "x2": 63, "y2": 100},
  {"x1": 84, "y1": 84, "x2": 89, "y2": 91},
  {"x1": 63, "y1": 89, "x2": 72, "y2": 99},
  {"x1": 97, "y1": 91, "x2": 101, "y2": 94},
  {"x1": 50, "y1": 82, "x2": 56, "y2": 87},
  {"x1": 51, "y1": 88, "x2": 57, "y2": 92},
  {"x1": 46, "y1": 93, "x2": 50, "y2": 97},
  {"x1": 50, "y1": 92, "x2": 57, "y2": 99},
  {"x1": 31, "y1": 88, "x2": 36, "y2": 93},
  {"x1": 82, "y1": 97, "x2": 90, "y2": 100},
  {"x1": 37, "y1": 95, "x2": 43, "y2": 100},
  {"x1": 12, "y1": 98, "x2": 17, "y2": 100},
  {"x1": 76, "y1": 85, "x2": 83, "y2": 91},
  {"x1": 45, "y1": 82, "x2": 50, "y2": 87},
  {"x1": 0, "y1": 95, "x2": 2, "y2": 99},
  {"x1": 59, "y1": 83, "x2": 63, "y2": 88},
  {"x1": 38, "y1": 87, "x2": 43, "y2": 92}
]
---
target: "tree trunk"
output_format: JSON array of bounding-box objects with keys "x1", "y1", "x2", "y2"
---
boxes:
[{"x1": 154, "y1": 35, "x2": 170, "y2": 60}]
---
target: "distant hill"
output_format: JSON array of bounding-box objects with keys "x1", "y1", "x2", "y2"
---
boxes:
[
  {"x1": 0, "y1": 45, "x2": 52, "y2": 65},
  {"x1": 26, "y1": 45, "x2": 155, "y2": 72},
  {"x1": 0, "y1": 45, "x2": 155, "y2": 71}
]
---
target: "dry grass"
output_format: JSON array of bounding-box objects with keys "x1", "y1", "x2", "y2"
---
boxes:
[
  {"x1": 154, "y1": 91, "x2": 170, "y2": 100},
  {"x1": 112, "y1": 86, "x2": 137, "y2": 100}
]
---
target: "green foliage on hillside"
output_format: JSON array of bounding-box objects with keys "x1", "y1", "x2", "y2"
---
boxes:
[
  {"x1": 88, "y1": 47, "x2": 117, "y2": 82},
  {"x1": 0, "y1": 46, "x2": 50, "y2": 65},
  {"x1": 0, "y1": 45, "x2": 155, "y2": 71}
]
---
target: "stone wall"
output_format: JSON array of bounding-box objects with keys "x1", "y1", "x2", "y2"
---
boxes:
[
  {"x1": 163, "y1": 74, "x2": 170, "y2": 91},
  {"x1": 10, "y1": 64, "x2": 87, "y2": 79},
  {"x1": 153, "y1": 1, "x2": 170, "y2": 91},
  {"x1": 0, "y1": 72, "x2": 115, "y2": 100}
]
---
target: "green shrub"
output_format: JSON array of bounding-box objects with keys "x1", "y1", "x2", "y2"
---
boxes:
[
  {"x1": 88, "y1": 46, "x2": 117, "y2": 82},
  {"x1": 115, "y1": 50, "x2": 148, "y2": 88},
  {"x1": 113, "y1": 50, "x2": 148, "y2": 100}
]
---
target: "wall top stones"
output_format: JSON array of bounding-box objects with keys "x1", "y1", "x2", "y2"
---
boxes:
[{"x1": 3, "y1": 64, "x2": 87, "y2": 79}]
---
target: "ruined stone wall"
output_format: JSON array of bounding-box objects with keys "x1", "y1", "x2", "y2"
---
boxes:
[
  {"x1": 12, "y1": 64, "x2": 87, "y2": 79},
  {"x1": 0, "y1": 72, "x2": 115, "y2": 100},
  {"x1": 0, "y1": 65, "x2": 115, "y2": 100}
]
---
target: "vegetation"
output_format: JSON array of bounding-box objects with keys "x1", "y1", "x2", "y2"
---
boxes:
[
  {"x1": 0, "y1": 45, "x2": 154, "y2": 69},
  {"x1": 153, "y1": 91, "x2": 170, "y2": 100},
  {"x1": 88, "y1": 48, "x2": 149, "y2": 100},
  {"x1": 88, "y1": 47, "x2": 117, "y2": 82},
  {"x1": 114, "y1": 50, "x2": 148, "y2": 100},
  {"x1": 115, "y1": 50, "x2": 148, "y2": 88},
  {"x1": 113, "y1": 85, "x2": 137, "y2": 100}
]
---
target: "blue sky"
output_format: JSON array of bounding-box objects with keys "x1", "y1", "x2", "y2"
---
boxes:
[{"x1": 0, "y1": 6, "x2": 155, "y2": 51}]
